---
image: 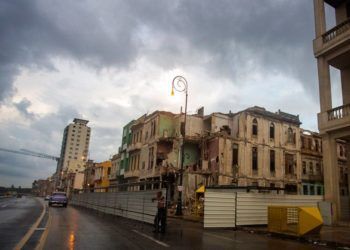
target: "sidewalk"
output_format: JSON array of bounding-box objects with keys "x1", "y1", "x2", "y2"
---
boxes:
[
  {"x1": 238, "y1": 225, "x2": 350, "y2": 249},
  {"x1": 170, "y1": 215, "x2": 350, "y2": 248}
]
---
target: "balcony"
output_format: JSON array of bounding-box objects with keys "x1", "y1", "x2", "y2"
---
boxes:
[
  {"x1": 127, "y1": 142, "x2": 142, "y2": 152},
  {"x1": 124, "y1": 169, "x2": 140, "y2": 178},
  {"x1": 318, "y1": 103, "x2": 350, "y2": 133},
  {"x1": 285, "y1": 174, "x2": 297, "y2": 180},
  {"x1": 302, "y1": 174, "x2": 323, "y2": 182},
  {"x1": 314, "y1": 18, "x2": 350, "y2": 57}
]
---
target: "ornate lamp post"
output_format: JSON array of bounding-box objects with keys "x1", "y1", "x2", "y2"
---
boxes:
[{"x1": 171, "y1": 75, "x2": 188, "y2": 216}]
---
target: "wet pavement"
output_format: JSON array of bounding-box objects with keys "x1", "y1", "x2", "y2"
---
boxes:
[
  {"x1": 43, "y1": 205, "x2": 331, "y2": 249},
  {"x1": 0, "y1": 196, "x2": 42, "y2": 250}
]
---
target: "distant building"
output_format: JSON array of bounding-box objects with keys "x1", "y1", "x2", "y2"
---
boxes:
[
  {"x1": 300, "y1": 130, "x2": 324, "y2": 195},
  {"x1": 83, "y1": 160, "x2": 95, "y2": 191},
  {"x1": 94, "y1": 161, "x2": 112, "y2": 192},
  {"x1": 57, "y1": 118, "x2": 91, "y2": 190}
]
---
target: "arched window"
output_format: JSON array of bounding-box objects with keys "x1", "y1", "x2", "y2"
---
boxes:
[
  {"x1": 340, "y1": 146, "x2": 344, "y2": 157},
  {"x1": 252, "y1": 118, "x2": 258, "y2": 136},
  {"x1": 315, "y1": 140, "x2": 319, "y2": 152},
  {"x1": 269, "y1": 123, "x2": 275, "y2": 139},
  {"x1": 309, "y1": 162, "x2": 314, "y2": 174},
  {"x1": 287, "y1": 127, "x2": 294, "y2": 143}
]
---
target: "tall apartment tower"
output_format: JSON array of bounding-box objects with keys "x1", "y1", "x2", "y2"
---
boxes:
[
  {"x1": 57, "y1": 118, "x2": 91, "y2": 179},
  {"x1": 313, "y1": 0, "x2": 350, "y2": 223}
]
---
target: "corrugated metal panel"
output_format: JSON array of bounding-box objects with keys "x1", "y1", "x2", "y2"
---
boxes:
[
  {"x1": 204, "y1": 190, "x2": 236, "y2": 228},
  {"x1": 236, "y1": 193, "x2": 323, "y2": 226},
  {"x1": 70, "y1": 189, "x2": 164, "y2": 224}
]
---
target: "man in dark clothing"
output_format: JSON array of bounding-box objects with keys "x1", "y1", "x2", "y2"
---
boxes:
[{"x1": 152, "y1": 191, "x2": 166, "y2": 233}]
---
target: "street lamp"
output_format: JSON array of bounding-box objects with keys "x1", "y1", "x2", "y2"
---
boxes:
[{"x1": 171, "y1": 75, "x2": 188, "y2": 216}]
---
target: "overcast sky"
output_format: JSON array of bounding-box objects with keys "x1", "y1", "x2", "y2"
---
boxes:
[{"x1": 0, "y1": 0, "x2": 341, "y2": 187}]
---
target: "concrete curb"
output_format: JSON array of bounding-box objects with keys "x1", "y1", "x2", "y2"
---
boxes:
[{"x1": 239, "y1": 226, "x2": 350, "y2": 249}]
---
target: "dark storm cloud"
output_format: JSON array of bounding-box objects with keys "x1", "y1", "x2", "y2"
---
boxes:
[
  {"x1": 0, "y1": 0, "x2": 326, "y2": 104},
  {"x1": 0, "y1": 0, "x2": 331, "y2": 187},
  {"x1": 0, "y1": 105, "x2": 81, "y2": 187},
  {"x1": 14, "y1": 98, "x2": 35, "y2": 120}
]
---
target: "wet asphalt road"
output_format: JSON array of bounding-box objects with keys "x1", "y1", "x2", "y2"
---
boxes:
[
  {"x1": 0, "y1": 196, "x2": 42, "y2": 250},
  {"x1": 44, "y1": 205, "x2": 331, "y2": 250}
]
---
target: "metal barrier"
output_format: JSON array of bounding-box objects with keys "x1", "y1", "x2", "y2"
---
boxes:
[
  {"x1": 70, "y1": 189, "x2": 166, "y2": 224},
  {"x1": 203, "y1": 188, "x2": 323, "y2": 228},
  {"x1": 268, "y1": 206, "x2": 323, "y2": 236}
]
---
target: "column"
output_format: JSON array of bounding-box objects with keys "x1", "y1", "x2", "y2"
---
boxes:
[
  {"x1": 341, "y1": 67, "x2": 350, "y2": 105},
  {"x1": 317, "y1": 57, "x2": 333, "y2": 112},
  {"x1": 322, "y1": 134, "x2": 341, "y2": 223},
  {"x1": 314, "y1": 0, "x2": 327, "y2": 37}
]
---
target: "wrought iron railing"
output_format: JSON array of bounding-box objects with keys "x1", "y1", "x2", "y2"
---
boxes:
[{"x1": 322, "y1": 18, "x2": 350, "y2": 43}]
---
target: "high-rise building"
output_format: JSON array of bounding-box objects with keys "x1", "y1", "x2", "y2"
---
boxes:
[
  {"x1": 57, "y1": 118, "x2": 91, "y2": 187},
  {"x1": 313, "y1": 0, "x2": 350, "y2": 223}
]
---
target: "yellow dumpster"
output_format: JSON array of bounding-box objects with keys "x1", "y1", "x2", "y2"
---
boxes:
[{"x1": 268, "y1": 206, "x2": 323, "y2": 236}]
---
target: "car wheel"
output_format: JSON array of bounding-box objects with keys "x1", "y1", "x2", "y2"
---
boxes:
[{"x1": 48, "y1": 203, "x2": 52, "y2": 207}]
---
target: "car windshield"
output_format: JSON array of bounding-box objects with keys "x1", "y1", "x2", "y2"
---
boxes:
[{"x1": 52, "y1": 194, "x2": 66, "y2": 197}]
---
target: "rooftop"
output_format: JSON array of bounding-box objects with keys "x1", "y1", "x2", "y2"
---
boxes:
[
  {"x1": 73, "y1": 118, "x2": 89, "y2": 125},
  {"x1": 241, "y1": 106, "x2": 302, "y2": 125}
]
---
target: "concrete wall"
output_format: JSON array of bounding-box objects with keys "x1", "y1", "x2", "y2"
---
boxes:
[
  {"x1": 184, "y1": 143, "x2": 199, "y2": 166},
  {"x1": 159, "y1": 114, "x2": 175, "y2": 137}
]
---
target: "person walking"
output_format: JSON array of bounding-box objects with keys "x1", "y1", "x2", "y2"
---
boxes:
[{"x1": 152, "y1": 191, "x2": 166, "y2": 233}]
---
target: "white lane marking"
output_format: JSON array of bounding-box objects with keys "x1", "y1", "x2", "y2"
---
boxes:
[
  {"x1": 14, "y1": 198, "x2": 46, "y2": 250},
  {"x1": 132, "y1": 229, "x2": 170, "y2": 248},
  {"x1": 1, "y1": 204, "x2": 8, "y2": 208},
  {"x1": 203, "y1": 232, "x2": 243, "y2": 243},
  {"x1": 35, "y1": 207, "x2": 52, "y2": 250}
]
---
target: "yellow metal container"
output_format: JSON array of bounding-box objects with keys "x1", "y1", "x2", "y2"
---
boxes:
[{"x1": 268, "y1": 206, "x2": 323, "y2": 236}]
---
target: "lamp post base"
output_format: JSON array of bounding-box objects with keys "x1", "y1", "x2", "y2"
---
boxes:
[{"x1": 175, "y1": 191, "x2": 183, "y2": 216}]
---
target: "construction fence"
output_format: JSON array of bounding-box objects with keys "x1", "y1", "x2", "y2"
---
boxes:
[
  {"x1": 204, "y1": 188, "x2": 323, "y2": 228},
  {"x1": 70, "y1": 188, "x2": 165, "y2": 224}
]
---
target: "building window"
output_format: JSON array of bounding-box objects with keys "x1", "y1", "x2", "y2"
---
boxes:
[
  {"x1": 150, "y1": 120, "x2": 156, "y2": 137},
  {"x1": 287, "y1": 127, "x2": 294, "y2": 143},
  {"x1": 269, "y1": 123, "x2": 275, "y2": 139},
  {"x1": 315, "y1": 140, "x2": 319, "y2": 152},
  {"x1": 232, "y1": 144, "x2": 238, "y2": 167},
  {"x1": 301, "y1": 137, "x2": 305, "y2": 149},
  {"x1": 302, "y1": 161, "x2": 306, "y2": 175},
  {"x1": 308, "y1": 138, "x2": 312, "y2": 149},
  {"x1": 317, "y1": 186, "x2": 322, "y2": 195},
  {"x1": 309, "y1": 162, "x2": 313, "y2": 174},
  {"x1": 285, "y1": 153, "x2": 294, "y2": 175},
  {"x1": 310, "y1": 185, "x2": 315, "y2": 195},
  {"x1": 148, "y1": 147, "x2": 154, "y2": 169},
  {"x1": 340, "y1": 146, "x2": 344, "y2": 157},
  {"x1": 252, "y1": 118, "x2": 258, "y2": 137},
  {"x1": 316, "y1": 163, "x2": 320, "y2": 174},
  {"x1": 303, "y1": 185, "x2": 308, "y2": 195},
  {"x1": 270, "y1": 150, "x2": 275, "y2": 173},
  {"x1": 252, "y1": 147, "x2": 258, "y2": 172}
]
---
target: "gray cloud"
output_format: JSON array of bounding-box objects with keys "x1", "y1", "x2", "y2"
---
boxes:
[
  {"x1": 14, "y1": 98, "x2": 35, "y2": 120},
  {"x1": 0, "y1": 0, "x2": 334, "y2": 187},
  {"x1": 0, "y1": 0, "x2": 327, "y2": 103}
]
